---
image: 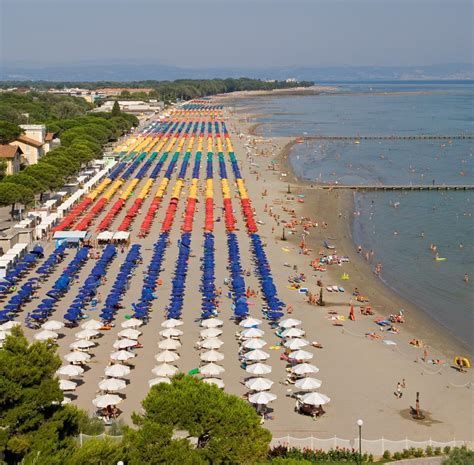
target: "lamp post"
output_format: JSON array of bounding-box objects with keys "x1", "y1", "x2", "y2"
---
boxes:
[{"x1": 357, "y1": 419, "x2": 364, "y2": 465}]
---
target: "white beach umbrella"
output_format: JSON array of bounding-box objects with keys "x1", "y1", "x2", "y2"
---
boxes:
[
  {"x1": 93, "y1": 394, "x2": 122, "y2": 408},
  {"x1": 245, "y1": 377, "x2": 274, "y2": 391},
  {"x1": 75, "y1": 329, "x2": 99, "y2": 340},
  {"x1": 81, "y1": 319, "x2": 103, "y2": 330},
  {"x1": 69, "y1": 339, "x2": 95, "y2": 350},
  {"x1": 56, "y1": 365, "x2": 84, "y2": 377},
  {"x1": 65, "y1": 351, "x2": 91, "y2": 363},
  {"x1": 113, "y1": 338, "x2": 136, "y2": 349},
  {"x1": 105, "y1": 364, "x2": 130, "y2": 378},
  {"x1": 110, "y1": 350, "x2": 135, "y2": 362},
  {"x1": 289, "y1": 350, "x2": 313, "y2": 361},
  {"x1": 244, "y1": 349, "x2": 270, "y2": 361},
  {"x1": 155, "y1": 351, "x2": 180, "y2": 363},
  {"x1": 0, "y1": 321, "x2": 20, "y2": 330},
  {"x1": 61, "y1": 396, "x2": 73, "y2": 405},
  {"x1": 239, "y1": 317, "x2": 262, "y2": 328},
  {"x1": 121, "y1": 318, "x2": 143, "y2": 328},
  {"x1": 242, "y1": 338, "x2": 267, "y2": 350},
  {"x1": 248, "y1": 391, "x2": 277, "y2": 405},
  {"x1": 201, "y1": 318, "x2": 223, "y2": 328},
  {"x1": 157, "y1": 339, "x2": 181, "y2": 350},
  {"x1": 152, "y1": 363, "x2": 178, "y2": 377},
  {"x1": 200, "y1": 327, "x2": 222, "y2": 339},
  {"x1": 284, "y1": 338, "x2": 310, "y2": 350},
  {"x1": 99, "y1": 377, "x2": 126, "y2": 392},
  {"x1": 240, "y1": 328, "x2": 264, "y2": 338},
  {"x1": 161, "y1": 318, "x2": 183, "y2": 328},
  {"x1": 159, "y1": 328, "x2": 183, "y2": 338},
  {"x1": 203, "y1": 378, "x2": 225, "y2": 388},
  {"x1": 117, "y1": 328, "x2": 141, "y2": 340},
  {"x1": 281, "y1": 327, "x2": 305, "y2": 338},
  {"x1": 200, "y1": 363, "x2": 225, "y2": 377},
  {"x1": 35, "y1": 330, "x2": 58, "y2": 341},
  {"x1": 42, "y1": 320, "x2": 64, "y2": 331},
  {"x1": 200, "y1": 338, "x2": 224, "y2": 349},
  {"x1": 200, "y1": 350, "x2": 224, "y2": 362},
  {"x1": 299, "y1": 392, "x2": 330, "y2": 406},
  {"x1": 59, "y1": 379, "x2": 77, "y2": 391},
  {"x1": 292, "y1": 363, "x2": 319, "y2": 376},
  {"x1": 149, "y1": 377, "x2": 171, "y2": 387},
  {"x1": 245, "y1": 363, "x2": 272, "y2": 375},
  {"x1": 0, "y1": 331, "x2": 8, "y2": 341},
  {"x1": 279, "y1": 318, "x2": 302, "y2": 328},
  {"x1": 295, "y1": 377, "x2": 322, "y2": 391}
]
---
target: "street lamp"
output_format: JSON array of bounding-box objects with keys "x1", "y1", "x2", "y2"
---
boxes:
[{"x1": 357, "y1": 419, "x2": 364, "y2": 465}]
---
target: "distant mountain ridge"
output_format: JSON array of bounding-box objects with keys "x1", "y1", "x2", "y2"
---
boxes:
[{"x1": 1, "y1": 62, "x2": 472, "y2": 82}]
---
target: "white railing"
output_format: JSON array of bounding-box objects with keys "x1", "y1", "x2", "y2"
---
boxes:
[{"x1": 270, "y1": 436, "x2": 470, "y2": 455}]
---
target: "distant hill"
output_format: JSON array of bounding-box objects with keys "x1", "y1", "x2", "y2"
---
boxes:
[{"x1": 1, "y1": 62, "x2": 472, "y2": 82}]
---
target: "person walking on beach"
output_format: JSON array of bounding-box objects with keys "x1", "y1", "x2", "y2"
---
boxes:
[{"x1": 395, "y1": 382, "x2": 403, "y2": 398}]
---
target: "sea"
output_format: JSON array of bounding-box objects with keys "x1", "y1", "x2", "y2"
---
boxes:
[{"x1": 235, "y1": 82, "x2": 474, "y2": 348}]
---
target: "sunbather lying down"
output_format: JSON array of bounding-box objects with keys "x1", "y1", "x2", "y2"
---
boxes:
[
  {"x1": 311, "y1": 341, "x2": 323, "y2": 348},
  {"x1": 366, "y1": 332, "x2": 383, "y2": 340}
]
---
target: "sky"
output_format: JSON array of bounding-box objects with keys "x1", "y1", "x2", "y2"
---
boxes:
[{"x1": 1, "y1": 0, "x2": 472, "y2": 69}]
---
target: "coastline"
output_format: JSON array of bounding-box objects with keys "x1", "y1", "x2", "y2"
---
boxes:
[{"x1": 229, "y1": 106, "x2": 472, "y2": 359}]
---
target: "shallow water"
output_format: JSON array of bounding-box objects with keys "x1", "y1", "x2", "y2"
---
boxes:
[{"x1": 235, "y1": 82, "x2": 474, "y2": 347}]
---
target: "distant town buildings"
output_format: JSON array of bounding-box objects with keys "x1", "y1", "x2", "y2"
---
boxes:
[
  {"x1": 46, "y1": 87, "x2": 154, "y2": 103},
  {"x1": 94, "y1": 100, "x2": 164, "y2": 115}
]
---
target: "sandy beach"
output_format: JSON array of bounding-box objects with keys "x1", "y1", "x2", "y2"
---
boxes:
[{"x1": 3, "y1": 99, "x2": 472, "y2": 449}]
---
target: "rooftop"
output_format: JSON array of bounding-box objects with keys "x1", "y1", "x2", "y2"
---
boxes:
[{"x1": 0, "y1": 145, "x2": 23, "y2": 158}]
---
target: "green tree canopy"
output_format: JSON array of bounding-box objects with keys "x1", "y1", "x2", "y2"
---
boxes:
[
  {"x1": 112, "y1": 100, "x2": 121, "y2": 117},
  {"x1": 0, "y1": 120, "x2": 23, "y2": 143}
]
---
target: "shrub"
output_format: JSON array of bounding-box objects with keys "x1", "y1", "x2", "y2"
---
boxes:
[
  {"x1": 434, "y1": 447, "x2": 442, "y2": 456},
  {"x1": 442, "y1": 446, "x2": 474, "y2": 465},
  {"x1": 393, "y1": 452, "x2": 402, "y2": 460},
  {"x1": 425, "y1": 446, "x2": 434, "y2": 456},
  {"x1": 383, "y1": 450, "x2": 392, "y2": 460},
  {"x1": 444, "y1": 446, "x2": 451, "y2": 455},
  {"x1": 414, "y1": 448, "x2": 425, "y2": 457}
]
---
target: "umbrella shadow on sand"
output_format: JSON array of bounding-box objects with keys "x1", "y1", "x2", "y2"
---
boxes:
[{"x1": 399, "y1": 408, "x2": 442, "y2": 427}]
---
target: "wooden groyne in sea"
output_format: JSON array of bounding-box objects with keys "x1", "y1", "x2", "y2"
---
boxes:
[{"x1": 302, "y1": 135, "x2": 472, "y2": 141}]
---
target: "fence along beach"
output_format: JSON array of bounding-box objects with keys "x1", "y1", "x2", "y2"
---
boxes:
[{"x1": 1, "y1": 98, "x2": 472, "y2": 448}]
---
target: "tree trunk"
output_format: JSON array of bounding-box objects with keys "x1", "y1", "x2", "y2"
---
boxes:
[{"x1": 10, "y1": 203, "x2": 15, "y2": 221}]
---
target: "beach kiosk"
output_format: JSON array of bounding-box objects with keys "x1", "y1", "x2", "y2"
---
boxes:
[{"x1": 53, "y1": 231, "x2": 91, "y2": 249}]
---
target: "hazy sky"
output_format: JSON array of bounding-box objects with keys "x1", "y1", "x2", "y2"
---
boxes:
[{"x1": 1, "y1": 0, "x2": 472, "y2": 68}]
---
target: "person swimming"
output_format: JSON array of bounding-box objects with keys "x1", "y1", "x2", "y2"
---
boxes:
[{"x1": 464, "y1": 273, "x2": 469, "y2": 283}]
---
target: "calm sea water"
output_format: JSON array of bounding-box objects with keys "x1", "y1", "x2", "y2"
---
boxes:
[{"x1": 235, "y1": 83, "x2": 474, "y2": 347}]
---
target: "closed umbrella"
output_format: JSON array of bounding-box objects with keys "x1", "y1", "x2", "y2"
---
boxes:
[
  {"x1": 203, "y1": 378, "x2": 225, "y2": 388},
  {"x1": 159, "y1": 328, "x2": 183, "y2": 338},
  {"x1": 281, "y1": 327, "x2": 305, "y2": 338},
  {"x1": 35, "y1": 330, "x2": 58, "y2": 341},
  {"x1": 239, "y1": 317, "x2": 262, "y2": 328},
  {"x1": 110, "y1": 350, "x2": 135, "y2": 362},
  {"x1": 59, "y1": 379, "x2": 77, "y2": 391},
  {"x1": 118, "y1": 328, "x2": 141, "y2": 340},
  {"x1": 289, "y1": 350, "x2": 313, "y2": 361},
  {"x1": 152, "y1": 363, "x2": 178, "y2": 377},
  {"x1": 161, "y1": 319, "x2": 183, "y2": 328},
  {"x1": 81, "y1": 319, "x2": 103, "y2": 330},
  {"x1": 279, "y1": 318, "x2": 302, "y2": 328},
  {"x1": 242, "y1": 339, "x2": 267, "y2": 350},
  {"x1": 42, "y1": 320, "x2": 64, "y2": 331},
  {"x1": 240, "y1": 328, "x2": 264, "y2": 338},
  {"x1": 200, "y1": 363, "x2": 225, "y2": 377},
  {"x1": 93, "y1": 394, "x2": 122, "y2": 408},
  {"x1": 201, "y1": 318, "x2": 223, "y2": 328},
  {"x1": 113, "y1": 338, "x2": 137, "y2": 349},
  {"x1": 244, "y1": 349, "x2": 270, "y2": 361},
  {"x1": 149, "y1": 377, "x2": 171, "y2": 387},
  {"x1": 200, "y1": 327, "x2": 222, "y2": 338},
  {"x1": 245, "y1": 377, "x2": 274, "y2": 391},
  {"x1": 248, "y1": 391, "x2": 277, "y2": 405},
  {"x1": 75, "y1": 329, "x2": 99, "y2": 340},
  {"x1": 105, "y1": 364, "x2": 130, "y2": 378},
  {"x1": 245, "y1": 363, "x2": 272, "y2": 375},
  {"x1": 299, "y1": 392, "x2": 330, "y2": 405},
  {"x1": 284, "y1": 338, "x2": 310, "y2": 350},
  {"x1": 200, "y1": 350, "x2": 224, "y2": 362},
  {"x1": 200, "y1": 338, "x2": 224, "y2": 349},
  {"x1": 65, "y1": 351, "x2": 90, "y2": 363},
  {"x1": 155, "y1": 351, "x2": 180, "y2": 363},
  {"x1": 295, "y1": 377, "x2": 322, "y2": 391},
  {"x1": 292, "y1": 363, "x2": 319, "y2": 376},
  {"x1": 121, "y1": 318, "x2": 143, "y2": 328},
  {"x1": 56, "y1": 365, "x2": 84, "y2": 377},
  {"x1": 70, "y1": 339, "x2": 95, "y2": 350},
  {"x1": 99, "y1": 377, "x2": 126, "y2": 392},
  {"x1": 157, "y1": 339, "x2": 181, "y2": 350}
]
